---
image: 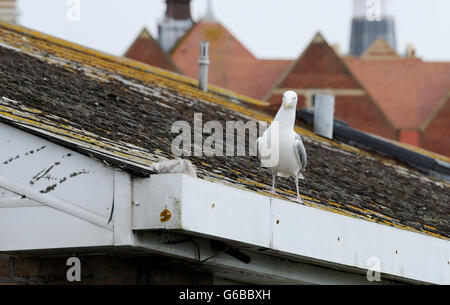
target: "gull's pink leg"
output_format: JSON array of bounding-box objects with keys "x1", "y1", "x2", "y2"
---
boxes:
[{"x1": 294, "y1": 174, "x2": 303, "y2": 203}]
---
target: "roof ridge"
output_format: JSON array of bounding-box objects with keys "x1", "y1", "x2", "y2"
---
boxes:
[
  {"x1": 422, "y1": 89, "x2": 450, "y2": 131},
  {"x1": 361, "y1": 36, "x2": 400, "y2": 60},
  {"x1": 123, "y1": 26, "x2": 181, "y2": 73},
  {"x1": 263, "y1": 32, "x2": 397, "y2": 134}
]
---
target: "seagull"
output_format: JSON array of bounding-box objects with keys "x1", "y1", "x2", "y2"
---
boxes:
[{"x1": 256, "y1": 91, "x2": 307, "y2": 203}]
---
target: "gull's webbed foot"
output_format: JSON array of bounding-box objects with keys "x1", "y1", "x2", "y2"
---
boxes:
[{"x1": 294, "y1": 195, "x2": 304, "y2": 203}]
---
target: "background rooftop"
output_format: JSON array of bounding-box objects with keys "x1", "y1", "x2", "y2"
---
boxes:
[{"x1": 16, "y1": 0, "x2": 450, "y2": 61}]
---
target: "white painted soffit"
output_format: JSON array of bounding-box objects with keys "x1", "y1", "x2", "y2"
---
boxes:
[{"x1": 133, "y1": 174, "x2": 450, "y2": 285}]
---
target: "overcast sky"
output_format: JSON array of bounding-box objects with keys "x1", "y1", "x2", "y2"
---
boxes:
[{"x1": 17, "y1": 0, "x2": 450, "y2": 61}]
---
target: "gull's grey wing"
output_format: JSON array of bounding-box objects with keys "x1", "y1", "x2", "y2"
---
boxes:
[{"x1": 294, "y1": 133, "x2": 307, "y2": 171}]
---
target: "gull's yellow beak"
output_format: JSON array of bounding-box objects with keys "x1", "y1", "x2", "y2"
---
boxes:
[{"x1": 284, "y1": 100, "x2": 293, "y2": 109}]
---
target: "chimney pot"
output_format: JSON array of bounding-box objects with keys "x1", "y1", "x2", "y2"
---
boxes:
[
  {"x1": 198, "y1": 42, "x2": 210, "y2": 92},
  {"x1": 405, "y1": 44, "x2": 417, "y2": 58}
]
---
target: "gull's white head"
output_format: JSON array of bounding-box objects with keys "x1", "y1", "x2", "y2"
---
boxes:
[{"x1": 282, "y1": 90, "x2": 298, "y2": 110}]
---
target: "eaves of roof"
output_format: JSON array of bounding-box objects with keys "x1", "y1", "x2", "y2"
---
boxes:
[
  {"x1": 1, "y1": 100, "x2": 448, "y2": 242},
  {"x1": 0, "y1": 21, "x2": 449, "y2": 241}
]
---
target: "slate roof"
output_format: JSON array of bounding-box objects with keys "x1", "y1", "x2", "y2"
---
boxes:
[{"x1": 1, "y1": 22, "x2": 449, "y2": 240}]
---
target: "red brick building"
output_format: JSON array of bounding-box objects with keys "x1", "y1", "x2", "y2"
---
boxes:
[
  {"x1": 265, "y1": 34, "x2": 450, "y2": 155},
  {"x1": 170, "y1": 19, "x2": 290, "y2": 100},
  {"x1": 265, "y1": 34, "x2": 396, "y2": 140},
  {"x1": 124, "y1": 28, "x2": 179, "y2": 73},
  {"x1": 123, "y1": 2, "x2": 450, "y2": 157},
  {"x1": 422, "y1": 91, "x2": 450, "y2": 156},
  {"x1": 343, "y1": 40, "x2": 450, "y2": 152}
]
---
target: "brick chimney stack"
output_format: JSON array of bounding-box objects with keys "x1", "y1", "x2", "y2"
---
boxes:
[
  {"x1": 165, "y1": 0, "x2": 192, "y2": 20},
  {"x1": 0, "y1": 0, "x2": 19, "y2": 24},
  {"x1": 158, "y1": 0, "x2": 193, "y2": 53}
]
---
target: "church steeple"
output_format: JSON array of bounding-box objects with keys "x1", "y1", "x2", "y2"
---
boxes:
[
  {"x1": 349, "y1": 0, "x2": 396, "y2": 57},
  {"x1": 0, "y1": 0, "x2": 19, "y2": 24},
  {"x1": 158, "y1": 0, "x2": 194, "y2": 53}
]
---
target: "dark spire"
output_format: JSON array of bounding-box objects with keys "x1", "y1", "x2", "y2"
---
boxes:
[{"x1": 349, "y1": 0, "x2": 396, "y2": 57}]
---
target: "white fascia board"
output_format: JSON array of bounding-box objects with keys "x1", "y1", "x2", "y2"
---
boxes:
[
  {"x1": 133, "y1": 174, "x2": 271, "y2": 248},
  {"x1": 132, "y1": 174, "x2": 450, "y2": 285}
]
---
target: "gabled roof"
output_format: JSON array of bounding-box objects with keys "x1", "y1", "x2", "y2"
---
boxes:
[
  {"x1": 344, "y1": 57, "x2": 450, "y2": 129},
  {"x1": 171, "y1": 21, "x2": 291, "y2": 100},
  {"x1": 423, "y1": 90, "x2": 450, "y2": 130},
  {"x1": 269, "y1": 33, "x2": 362, "y2": 91},
  {"x1": 264, "y1": 33, "x2": 395, "y2": 137},
  {"x1": 266, "y1": 32, "x2": 450, "y2": 135},
  {"x1": 1, "y1": 21, "x2": 450, "y2": 240},
  {"x1": 361, "y1": 37, "x2": 400, "y2": 60},
  {"x1": 124, "y1": 27, "x2": 180, "y2": 73}
]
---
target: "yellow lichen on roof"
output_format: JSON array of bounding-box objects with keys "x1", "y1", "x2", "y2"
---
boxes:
[
  {"x1": 0, "y1": 103, "x2": 159, "y2": 168},
  {"x1": 1, "y1": 94, "x2": 448, "y2": 242},
  {"x1": 0, "y1": 21, "x2": 268, "y2": 108},
  {"x1": 1, "y1": 22, "x2": 449, "y2": 241},
  {"x1": 2, "y1": 21, "x2": 447, "y2": 166}
]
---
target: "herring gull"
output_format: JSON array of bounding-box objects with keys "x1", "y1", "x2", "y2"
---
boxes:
[{"x1": 257, "y1": 91, "x2": 307, "y2": 203}]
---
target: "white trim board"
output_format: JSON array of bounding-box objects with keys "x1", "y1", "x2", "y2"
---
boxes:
[
  {"x1": 1, "y1": 122, "x2": 449, "y2": 284},
  {"x1": 133, "y1": 174, "x2": 450, "y2": 285}
]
